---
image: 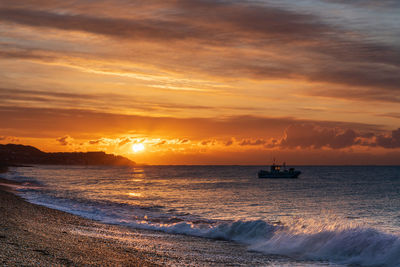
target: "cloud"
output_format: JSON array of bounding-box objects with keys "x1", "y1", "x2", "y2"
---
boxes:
[
  {"x1": 118, "y1": 137, "x2": 131, "y2": 147},
  {"x1": 1, "y1": 1, "x2": 398, "y2": 98},
  {"x1": 0, "y1": 7, "x2": 202, "y2": 41},
  {"x1": 239, "y1": 139, "x2": 266, "y2": 146},
  {"x1": 4, "y1": 136, "x2": 20, "y2": 142},
  {"x1": 0, "y1": 106, "x2": 382, "y2": 140},
  {"x1": 156, "y1": 140, "x2": 166, "y2": 146},
  {"x1": 375, "y1": 128, "x2": 400, "y2": 148},
  {"x1": 0, "y1": 2, "x2": 332, "y2": 44},
  {"x1": 200, "y1": 139, "x2": 218, "y2": 146},
  {"x1": 0, "y1": 87, "x2": 257, "y2": 115},
  {"x1": 323, "y1": 0, "x2": 400, "y2": 8},
  {"x1": 306, "y1": 86, "x2": 400, "y2": 104},
  {"x1": 89, "y1": 139, "x2": 105, "y2": 145},
  {"x1": 201, "y1": 140, "x2": 211, "y2": 146},
  {"x1": 272, "y1": 124, "x2": 400, "y2": 150},
  {"x1": 378, "y1": 113, "x2": 400, "y2": 119},
  {"x1": 224, "y1": 139, "x2": 234, "y2": 146},
  {"x1": 311, "y1": 64, "x2": 400, "y2": 92},
  {"x1": 278, "y1": 124, "x2": 359, "y2": 149},
  {"x1": 56, "y1": 135, "x2": 74, "y2": 146}
]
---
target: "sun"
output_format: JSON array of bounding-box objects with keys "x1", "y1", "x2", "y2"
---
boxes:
[{"x1": 131, "y1": 143, "x2": 145, "y2": 153}]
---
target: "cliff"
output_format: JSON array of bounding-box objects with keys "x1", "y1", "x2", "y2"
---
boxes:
[{"x1": 0, "y1": 144, "x2": 135, "y2": 166}]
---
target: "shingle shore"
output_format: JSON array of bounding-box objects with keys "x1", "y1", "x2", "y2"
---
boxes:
[{"x1": 0, "y1": 178, "x2": 159, "y2": 266}]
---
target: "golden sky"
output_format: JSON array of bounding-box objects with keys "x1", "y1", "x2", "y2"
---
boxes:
[{"x1": 1, "y1": 0, "x2": 400, "y2": 164}]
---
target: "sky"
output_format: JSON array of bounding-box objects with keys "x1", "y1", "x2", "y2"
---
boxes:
[{"x1": 1, "y1": 0, "x2": 400, "y2": 165}]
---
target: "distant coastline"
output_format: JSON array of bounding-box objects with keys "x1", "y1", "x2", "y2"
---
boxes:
[{"x1": 0, "y1": 144, "x2": 135, "y2": 167}]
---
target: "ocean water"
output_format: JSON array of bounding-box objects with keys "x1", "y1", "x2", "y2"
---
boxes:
[{"x1": 2, "y1": 165, "x2": 400, "y2": 266}]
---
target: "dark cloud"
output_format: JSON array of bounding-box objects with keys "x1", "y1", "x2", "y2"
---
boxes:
[
  {"x1": 174, "y1": 0, "x2": 331, "y2": 42},
  {"x1": 239, "y1": 139, "x2": 266, "y2": 146},
  {"x1": 0, "y1": 87, "x2": 258, "y2": 114},
  {"x1": 306, "y1": 86, "x2": 400, "y2": 104},
  {"x1": 0, "y1": 8, "x2": 203, "y2": 41},
  {"x1": 0, "y1": 49, "x2": 54, "y2": 61},
  {"x1": 378, "y1": 113, "x2": 400, "y2": 119},
  {"x1": 278, "y1": 124, "x2": 359, "y2": 149},
  {"x1": 224, "y1": 139, "x2": 233, "y2": 147},
  {"x1": 0, "y1": 2, "x2": 331, "y2": 43},
  {"x1": 0, "y1": 1, "x2": 399, "y2": 93},
  {"x1": 200, "y1": 139, "x2": 217, "y2": 146},
  {"x1": 323, "y1": 0, "x2": 400, "y2": 8},
  {"x1": 201, "y1": 140, "x2": 211, "y2": 146},
  {"x1": 89, "y1": 139, "x2": 105, "y2": 145},
  {"x1": 274, "y1": 124, "x2": 400, "y2": 150},
  {"x1": 376, "y1": 128, "x2": 400, "y2": 148},
  {"x1": 56, "y1": 135, "x2": 74, "y2": 146},
  {"x1": 312, "y1": 64, "x2": 400, "y2": 91}
]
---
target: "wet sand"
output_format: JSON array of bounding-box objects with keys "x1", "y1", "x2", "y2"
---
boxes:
[{"x1": 0, "y1": 178, "x2": 158, "y2": 266}]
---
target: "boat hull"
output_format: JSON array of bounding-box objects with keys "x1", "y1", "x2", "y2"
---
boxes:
[{"x1": 258, "y1": 170, "x2": 301, "y2": 179}]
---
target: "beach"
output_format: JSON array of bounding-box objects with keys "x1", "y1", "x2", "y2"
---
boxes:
[
  {"x1": 0, "y1": 175, "x2": 281, "y2": 267},
  {"x1": 0, "y1": 178, "x2": 159, "y2": 266}
]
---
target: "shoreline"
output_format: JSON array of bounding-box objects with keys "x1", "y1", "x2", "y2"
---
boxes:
[
  {"x1": 0, "y1": 177, "x2": 159, "y2": 266},
  {"x1": 9, "y1": 165, "x2": 391, "y2": 266},
  {"x1": 0, "y1": 175, "x2": 285, "y2": 266}
]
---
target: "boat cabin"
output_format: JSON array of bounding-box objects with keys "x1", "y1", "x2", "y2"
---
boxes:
[{"x1": 270, "y1": 164, "x2": 281, "y2": 172}]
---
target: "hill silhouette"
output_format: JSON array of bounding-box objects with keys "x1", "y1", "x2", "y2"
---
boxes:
[{"x1": 0, "y1": 144, "x2": 135, "y2": 166}]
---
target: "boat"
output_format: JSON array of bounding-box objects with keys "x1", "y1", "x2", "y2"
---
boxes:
[{"x1": 258, "y1": 162, "x2": 301, "y2": 179}]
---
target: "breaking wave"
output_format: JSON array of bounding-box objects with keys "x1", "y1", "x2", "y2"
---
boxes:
[
  {"x1": 251, "y1": 225, "x2": 400, "y2": 267},
  {"x1": 116, "y1": 218, "x2": 400, "y2": 267}
]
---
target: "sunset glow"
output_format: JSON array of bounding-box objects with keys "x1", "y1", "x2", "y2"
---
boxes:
[
  {"x1": 0, "y1": 1, "x2": 399, "y2": 165},
  {"x1": 127, "y1": 192, "x2": 142, "y2": 197},
  {"x1": 131, "y1": 143, "x2": 145, "y2": 153}
]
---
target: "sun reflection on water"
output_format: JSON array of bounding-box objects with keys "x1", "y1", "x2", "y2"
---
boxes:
[{"x1": 128, "y1": 192, "x2": 142, "y2": 197}]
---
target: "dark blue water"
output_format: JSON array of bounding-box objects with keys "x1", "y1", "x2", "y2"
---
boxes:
[{"x1": 2, "y1": 165, "x2": 400, "y2": 266}]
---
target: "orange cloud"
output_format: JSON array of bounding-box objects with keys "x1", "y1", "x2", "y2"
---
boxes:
[{"x1": 1, "y1": 1, "x2": 398, "y2": 93}]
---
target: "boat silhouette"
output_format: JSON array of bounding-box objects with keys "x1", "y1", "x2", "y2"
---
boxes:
[{"x1": 258, "y1": 161, "x2": 301, "y2": 179}]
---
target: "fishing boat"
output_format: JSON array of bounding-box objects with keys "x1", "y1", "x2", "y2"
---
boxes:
[{"x1": 258, "y1": 162, "x2": 301, "y2": 179}]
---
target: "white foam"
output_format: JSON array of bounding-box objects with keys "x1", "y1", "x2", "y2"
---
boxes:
[
  {"x1": 116, "y1": 219, "x2": 400, "y2": 267},
  {"x1": 251, "y1": 227, "x2": 400, "y2": 267}
]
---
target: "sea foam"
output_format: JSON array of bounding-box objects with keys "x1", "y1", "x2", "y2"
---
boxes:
[
  {"x1": 124, "y1": 219, "x2": 400, "y2": 267},
  {"x1": 251, "y1": 225, "x2": 400, "y2": 267}
]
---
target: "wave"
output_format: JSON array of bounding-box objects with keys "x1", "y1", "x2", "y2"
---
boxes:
[
  {"x1": 11, "y1": 176, "x2": 399, "y2": 267},
  {"x1": 251, "y1": 226, "x2": 400, "y2": 267},
  {"x1": 121, "y1": 219, "x2": 399, "y2": 267}
]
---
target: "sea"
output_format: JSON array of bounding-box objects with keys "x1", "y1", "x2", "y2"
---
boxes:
[{"x1": 2, "y1": 165, "x2": 400, "y2": 266}]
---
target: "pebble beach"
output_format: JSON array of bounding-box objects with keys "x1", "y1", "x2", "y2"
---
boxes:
[
  {"x1": 0, "y1": 177, "x2": 158, "y2": 266},
  {"x1": 0, "y1": 175, "x2": 276, "y2": 266}
]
